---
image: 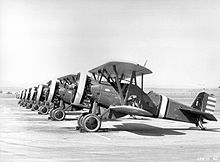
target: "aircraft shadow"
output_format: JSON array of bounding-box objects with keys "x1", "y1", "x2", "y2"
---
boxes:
[
  {"x1": 98, "y1": 123, "x2": 185, "y2": 136},
  {"x1": 101, "y1": 123, "x2": 220, "y2": 136}
]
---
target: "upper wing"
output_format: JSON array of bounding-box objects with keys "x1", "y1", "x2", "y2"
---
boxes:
[
  {"x1": 89, "y1": 61, "x2": 152, "y2": 79},
  {"x1": 180, "y1": 107, "x2": 217, "y2": 121},
  {"x1": 109, "y1": 105, "x2": 153, "y2": 117},
  {"x1": 57, "y1": 74, "x2": 78, "y2": 83}
]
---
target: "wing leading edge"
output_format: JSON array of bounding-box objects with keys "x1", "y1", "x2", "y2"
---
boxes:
[
  {"x1": 89, "y1": 61, "x2": 152, "y2": 79},
  {"x1": 109, "y1": 105, "x2": 153, "y2": 117}
]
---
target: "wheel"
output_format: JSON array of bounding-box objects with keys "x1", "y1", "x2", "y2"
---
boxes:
[
  {"x1": 39, "y1": 106, "x2": 49, "y2": 115},
  {"x1": 53, "y1": 109, "x2": 66, "y2": 121},
  {"x1": 20, "y1": 102, "x2": 23, "y2": 106},
  {"x1": 26, "y1": 103, "x2": 31, "y2": 109},
  {"x1": 77, "y1": 114, "x2": 85, "y2": 128},
  {"x1": 23, "y1": 102, "x2": 27, "y2": 107},
  {"x1": 29, "y1": 103, "x2": 33, "y2": 109},
  {"x1": 48, "y1": 109, "x2": 55, "y2": 120},
  {"x1": 195, "y1": 116, "x2": 206, "y2": 130},
  {"x1": 32, "y1": 104, "x2": 39, "y2": 111},
  {"x1": 82, "y1": 114, "x2": 101, "y2": 132},
  {"x1": 77, "y1": 113, "x2": 89, "y2": 128}
]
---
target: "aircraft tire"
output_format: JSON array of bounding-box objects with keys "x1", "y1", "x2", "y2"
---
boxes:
[
  {"x1": 48, "y1": 109, "x2": 56, "y2": 120},
  {"x1": 196, "y1": 116, "x2": 206, "y2": 130},
  {"x1": 19, "y1": 102, "x2": 23, "y2": 106},
  {"x1": 26, "y1": 103, "x2": 31, "y2": 109},
  {"x1": 82, "y1": 114, "x2": 101, "y2": 132},
  {"x1": 77, "y1": 113, "x2": 89, "y2": 128},
  {"x1": 23, "y1": 102, "x2": 27, "y2": 107},
  {"x1": 53, "y1": 109, "x2": 66, "y2": 121},
  {"x1": 39, "y1": 106, "x2": 49, "y2": 115},
  {"x1": 32, "y1": 104, "x2": 38, "y2": 111}
]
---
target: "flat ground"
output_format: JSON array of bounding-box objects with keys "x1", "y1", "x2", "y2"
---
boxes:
[{"x1": 0, "y1": 93, "x2": 220, "y2": 162}]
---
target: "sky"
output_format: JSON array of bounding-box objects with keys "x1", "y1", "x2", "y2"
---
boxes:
[{"x1": 0, "y1": 0, "x2": 220, "y2": 89}]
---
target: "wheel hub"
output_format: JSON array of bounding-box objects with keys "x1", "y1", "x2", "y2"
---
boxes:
[
  {"x1": 85, "y1": 117, "x2": 98, "y2": 130},
  {"x1": 55, "y1": 111, "x2": 64, "y2": 119}
]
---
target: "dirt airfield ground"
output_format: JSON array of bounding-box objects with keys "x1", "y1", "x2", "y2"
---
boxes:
[{"x1": 0, "y1": 90, "x2": 220, "y2": 162}]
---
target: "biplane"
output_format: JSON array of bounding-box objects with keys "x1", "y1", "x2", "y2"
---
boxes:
[
  {"x1": 37, "y1": 80, "x2": 58, "y2": 115},
  {"x1": 21, "y1": 88, "x2": 32, "y2": 107},
  {"x1": 26, "y1": 87, "x2": 38, "y2": 109},
  {"x1": 43, "y1": 73, "x2": 120, "y2": 121},
  {"x1": 18, "y1": 89, "x2": 24, "y2": 105},
  {"x1": 45, "y1": 73, "x2": 92, "y2": 121},
  {"x1": 19, "y1": 89, "x2": 27, "y2": 106},
  {"x1": 77, "y1": 61, "x2": 217, "y2": 132},
  {"x1": 31, "y1": 84, "x2": 49, "y2": 111}
]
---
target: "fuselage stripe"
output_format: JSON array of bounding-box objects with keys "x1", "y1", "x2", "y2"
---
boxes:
[
  {"x1": 74, "y1": 72, "x2": 87, "y2": 104},
  {"x1": 158, "y1": 95, "x2": 168, "y2": 119}
]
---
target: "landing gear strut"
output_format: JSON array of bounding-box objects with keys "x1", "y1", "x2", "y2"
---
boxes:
[
  {"x1": 78, "y1": 102, "x2": 102, "y2": 132},
  {"x1": 196, "y1": 116, "x2": 206, "y2": 130}
]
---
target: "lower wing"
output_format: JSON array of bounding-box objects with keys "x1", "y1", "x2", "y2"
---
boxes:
[{"x1": 109, "y1": 105, "x2": 153, "y2": 117}]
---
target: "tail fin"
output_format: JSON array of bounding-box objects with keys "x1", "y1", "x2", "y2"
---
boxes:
[{"x1": 191, "y1": 92, "x2": 216, "y2": 115}]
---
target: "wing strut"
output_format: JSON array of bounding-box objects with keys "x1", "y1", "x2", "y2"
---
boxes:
[
  {"x1": 113, "y1": 65, "x2": 125, "y2": 105},
  {"x1": 124, "y1": 71, "x2": 136, "y2": 105}
]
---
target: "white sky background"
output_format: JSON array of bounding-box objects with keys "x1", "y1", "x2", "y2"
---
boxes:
[{"x1": 0, "y1": 0, "x2": 220, "y2": 88}]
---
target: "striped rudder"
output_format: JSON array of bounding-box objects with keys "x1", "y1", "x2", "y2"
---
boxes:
[
  {"x1": 205, "y1": 96, "x2": 216, "y2": 115},
  {"x1": 191, "y1": 92, "x2": 216, "y2": 115}
]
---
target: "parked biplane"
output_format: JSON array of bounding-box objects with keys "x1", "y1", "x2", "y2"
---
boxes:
[
  {"x1": 20, "y1": 88, "x2": 31, "y2": 107},
  {"x1": 37, "y1": 80, "x2": 58, "y2": 115},
  {"x1": 19, "y1": 89, "x2": 27, "y2": 106},
  {"x1": 76, "y1": 61, "x2": 217, "y2": 132},
  {"x1": 31, "y1": 84, "x2": 49, "y2": 111},
  {"x1": 45, "y1": 73, "x2": 92, "y2": 121},
  {"x1": 18, "y1": 90, "x2": 24, "y2": 105},
  {"x1": 43, "y1": 73, "x2": 120, "y2": 121},
  {"x1": 26, "y1": 87, "x2": 38, "y2": 109}
]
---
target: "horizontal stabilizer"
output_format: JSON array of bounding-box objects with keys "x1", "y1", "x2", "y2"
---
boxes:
[
  {"x1": 109, "y1": 105, "x2": 153, "y2": 117},
  {"x1": 180, "y1": 107, "x2": 217, "y2": 121}
]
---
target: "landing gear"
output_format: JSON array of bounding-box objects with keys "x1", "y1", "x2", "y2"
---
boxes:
[
  {"x1": 78, "y1": 101, "x2": 103, "y2": 132},
  {"x1": 31, "y1": 104, "x2": 39, "y2": 111},
  {"x1": 195, "y1": 116, "x2": 206, "y2": 130},
  {"x1": 38, "y1": 106, "x2": 49, "y2": 115},
  {"x1": 26, "y1": 103, "x2": 32, "y2": 109},
  {"x1": 81, "y1": 114, "x2": 101, "y2": 132},
  {"x1": 23, "y1": 102, "x2": 27, "y2": 107},
  {"x1": 77, "y1": 113, "x2": 89, "y2": 129},
  {"x1": 77, "y1": 114, "x2": 85, "y2": 128},
  {"x1": 48, "y1": 109, "x2": 55, "y2": 120},
  {"x1": 48, "y1": 108, "x2": 66, "y2": 121},
  {"x1": 53, "y1": 109, "x2": 66, "y2": 121}
]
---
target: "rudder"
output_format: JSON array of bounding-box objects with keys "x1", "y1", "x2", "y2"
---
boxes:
[{"x1": 191, "y1": 92, "x2": 216, "y2": 115}]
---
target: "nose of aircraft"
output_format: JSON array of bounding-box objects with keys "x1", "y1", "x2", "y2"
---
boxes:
[{"x1": 90, "y1": 84, "x2": 101, "y2": 100}]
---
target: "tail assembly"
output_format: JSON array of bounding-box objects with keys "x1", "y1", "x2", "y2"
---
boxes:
[
  {"x1": 180, "y1": 92, "x2": 217, "y2": 130},
  {"x1": 191, "y1": 92, "x2": 216, "y2": 115},
  {"x1": 191, "y1": 92, "x2": 217, "y2": 129}
]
